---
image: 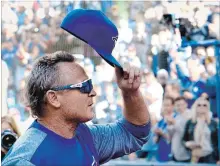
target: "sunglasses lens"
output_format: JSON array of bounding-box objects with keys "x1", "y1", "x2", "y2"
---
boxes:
[
  {"x1": 88, "y1": 80, "x2": 93, "y2": 93},
  {"x1": 80, "y1": 80, "x2": 93, "y2": 93},
  {"x1": 80, "y1": 86, "x2": 86, "y2": 93}
]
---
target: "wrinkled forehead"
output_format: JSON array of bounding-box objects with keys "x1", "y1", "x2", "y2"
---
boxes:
[{"x1": 57, "y1": 62, "x2": 88, "y2": 84}]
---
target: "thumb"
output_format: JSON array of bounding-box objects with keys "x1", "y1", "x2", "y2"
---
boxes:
[{"x1": 115, "y1": 66, "x2": 123, "y2": 79}]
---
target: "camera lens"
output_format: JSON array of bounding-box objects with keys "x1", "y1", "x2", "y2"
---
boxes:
[{"x1": 1, "y1": 130, "x2": 17, "y2": 150}]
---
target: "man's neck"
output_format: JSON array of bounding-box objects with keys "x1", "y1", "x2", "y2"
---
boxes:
[{"x1": 37, "y1": 116, "x2": 78, "y2": 139}]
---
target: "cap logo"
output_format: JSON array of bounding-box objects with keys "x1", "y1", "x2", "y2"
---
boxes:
[{"x1": 112, "y1": 36, "x2": 118, "y2": 46}]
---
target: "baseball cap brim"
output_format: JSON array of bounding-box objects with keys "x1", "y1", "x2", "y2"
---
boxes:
[{"x1": 95, "y1": 48, "x2": 122, "y2": 69}]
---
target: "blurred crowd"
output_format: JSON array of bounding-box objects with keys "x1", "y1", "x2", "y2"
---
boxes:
[{"x1": 1, "y1": 0, "x2": 220, "y2": 164}]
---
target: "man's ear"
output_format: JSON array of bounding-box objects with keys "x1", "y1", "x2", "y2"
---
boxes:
[{"x1": 45, "y1": 90, "x2": 61, "y2": 108}]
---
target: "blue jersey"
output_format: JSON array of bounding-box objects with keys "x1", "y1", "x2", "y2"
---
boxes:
[{"x1": 2, "y1": 119, "x2": 150, "y2": 166}]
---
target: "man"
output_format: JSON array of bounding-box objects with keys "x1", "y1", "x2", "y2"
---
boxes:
[
  {"x1": 2, "y1": 51, "x2": 151, "y2": 166},
  {"x1": 174, "y1": 55, "x2": 205, "y2": 108},
  {"x1": 167, "y1": 96, "x2": 191, "y2": 162},
  {"x1": 153, "y1": 96, "x2": 175, "y2": 162},
  {"x1": 157, "y1": 69, "x2": 169, "y2": 94}
]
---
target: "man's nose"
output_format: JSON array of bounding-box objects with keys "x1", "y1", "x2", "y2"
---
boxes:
[{"x1": 89, "y1": 89, "x2": 97, "y2": 97}]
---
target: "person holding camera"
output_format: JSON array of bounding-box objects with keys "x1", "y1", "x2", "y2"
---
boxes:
[
  {"x1": 173, "y1": 53, "x2": 206, "y2": 108},
  {"x1": 1, "y1": 115, "x2": 20, "y2": 161},
  {"x1": 2, "y1": 51, "x2": 151, "y2": 166}
]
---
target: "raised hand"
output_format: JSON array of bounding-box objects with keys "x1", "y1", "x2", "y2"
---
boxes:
[{"x1": 115, "y1": 62, "x2": 142, "y2": 93}]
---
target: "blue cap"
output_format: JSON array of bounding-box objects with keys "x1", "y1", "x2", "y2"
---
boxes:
[{"x1": 60, "y1": 9, "x2": 122, "y2": 68}]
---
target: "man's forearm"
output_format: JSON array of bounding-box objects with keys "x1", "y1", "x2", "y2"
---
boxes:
[{"x1": 122, "y1": 90, "x2": 150, "y2": 125}]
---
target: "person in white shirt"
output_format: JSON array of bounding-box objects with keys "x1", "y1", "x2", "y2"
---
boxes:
[
  {"x1": 167, "y1": 96, "x2": 191, "y2": 162},
  {"x1": 144, "y1": 71, "x2": 164, "y2": 121}
]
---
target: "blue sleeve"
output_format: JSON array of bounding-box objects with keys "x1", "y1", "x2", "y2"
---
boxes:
[
  {"x1": 176, "y1": 64, "x2": 189, "y2": 85},
  {"x1": 205, "y1": 77, "x2": 216, "y2": 98},
  {"x1": 89, "y1": 118, "x2": 151, "y2": 164},
  {"x1": 192, "y1": 81, "x2": 206, "y2": 99},
  {"x1": 2, "y1": 158, "x2": 35, "y2": 166}
]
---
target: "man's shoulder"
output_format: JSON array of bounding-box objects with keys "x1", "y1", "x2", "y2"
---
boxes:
[{"x1": 2, "y1": 127, "x2": 47, "y2": 165}]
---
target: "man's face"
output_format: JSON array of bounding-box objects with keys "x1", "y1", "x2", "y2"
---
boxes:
[
  {"x1": 56, "y1": 62, "x2": 96, "y2": 123},
  {"x1": 162, "y1": 98, "x2": 174, "y2": 115},
  {"x1": 175, "y1": 99, "x2": 187, "y2": 113}
]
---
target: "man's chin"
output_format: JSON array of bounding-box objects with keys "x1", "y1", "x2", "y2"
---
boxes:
[{"x1": 80, "y1": 112, "x2": 94, "y2": 123}]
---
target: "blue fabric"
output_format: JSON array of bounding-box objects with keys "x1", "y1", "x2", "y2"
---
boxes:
[
  {"x1": 142, "y1": 132, "x2": 158, "y2": 152},
  {"x1": 152, "y1": 54, "x2": 158, "y2": 76},
  {"x1": 206, "y1": 75, "x2": 217, "y2": 117},
  {"x1": 2, "y1": 120, "x2": 99, "y2": 166},
  {"x1": 2, "y1": 119, "x2": 151, "y2": 166},
  {"x1": 89, "y1": 119, "x2": 151, "y2": 164},
  {"x1": 60, "y1": 9, "x2": 122, "y2": 68},
  {"x1": 17, "y1": 12, "x2": 26, "y2": 27},
  {"x1": 176, "y1": 64, "x2": 205, "y2": 108},
  {"x1": 1, "y1": 48, "x2": 17, "y2": 69},
  {"x1": 157, "y1": 138, "x2": 171, "y2": 162},
  {"x1": 155, "y1": 114, "x2": 177, "y2": 162},
  {"x1": 30, "y1": 121, "x2": 99, "y2": 166}
]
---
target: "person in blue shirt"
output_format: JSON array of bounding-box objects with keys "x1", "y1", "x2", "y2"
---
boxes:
[
  {"x1": 153, "y1": 96, "x2": 176, "y2": 162},
  {"x1": 205, "y1": 74, "x2": 217, "y2": 118},
  {"x1": 174, "y1": 55, "x2": 205, "y2": 108},
  {"x1": 2, "y1": 51, "x2": 151, "y2": 166},
  {"x1": 1, "y1": 40, "x2": 17, "y2": 70}
]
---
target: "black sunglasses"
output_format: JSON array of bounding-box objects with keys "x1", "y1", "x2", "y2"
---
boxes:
[
  {"x1": 50, "y1": 79, "x2": 93, "y2": 94},
  {"x1": 198, "y1": 104, "x2": 207, "y2": 107}
]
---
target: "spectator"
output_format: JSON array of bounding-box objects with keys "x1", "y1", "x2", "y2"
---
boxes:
[
  {"x1": 183, "y1": 97, "x2": 219, "y2": 163},
  {"x1": 1, "y1": 39, "x2": 17, "y2": 70},
  {"x1": 164, "y1": 81, "x2": 181, "y2": 100},
  {"x1": 174, "y1": 55, "x2": 206, "y2": 108},
  {"x1": 167, "y1": 96, "x2": 191, "y2": 162},
  {"x1": 16, "y1": 5, "x2": 27, "y2": 27},
  {"x1": 144, "y1": 71, "x2": 164, "y2": 121},
  {"x1": 1, "y1": 115, "x2": 21, "y2": 160},
  {"x1": 157, "y1": 69, "x2": 169, "y2": 94},
  {"x1": 153, "y1": 96, "x2": 176, "y2": 162}
]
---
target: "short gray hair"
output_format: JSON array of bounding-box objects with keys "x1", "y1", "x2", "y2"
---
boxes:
[{"x1": 26, "y1": 51, "x2": 75, "y2": 118}]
